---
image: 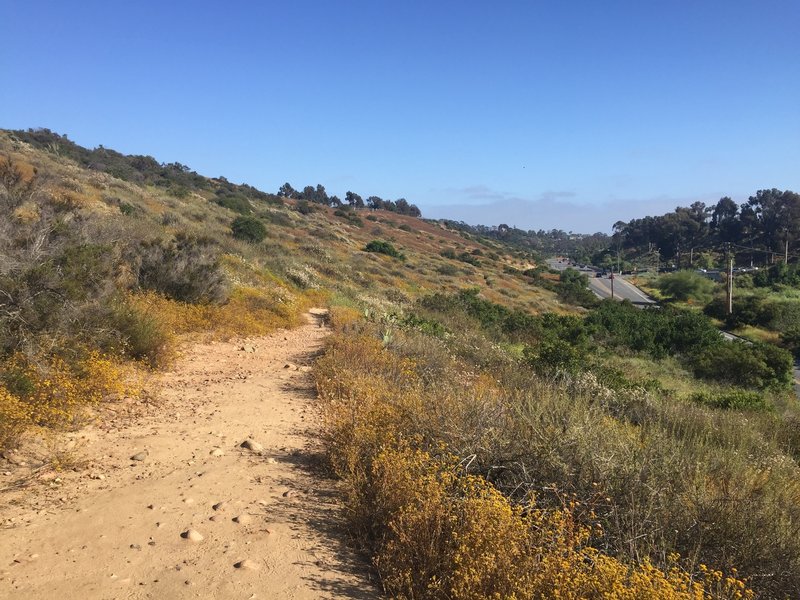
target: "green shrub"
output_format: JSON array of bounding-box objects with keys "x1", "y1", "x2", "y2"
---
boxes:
[
  {"x1": 365, "y1": 240, "x2": 405, "y2": 260},
  {"x1": 107, "y1": 298, "x2": 173, "y2": 367},
  {"x1": 295, "y1": 200, "x2": 315, "y2": 215},
  {"x1": 523, "y1": 338, "x2": 586, "y2": 375},
  {"x1": 231, "y1": 215, "x2": 267, "y2": 243},
  {"x1": 558, "y1": 268, "x2": 598, "y2": 307},
  {"x1": 216, "y1": 194, "x2": 252, "y2": 214},
  {"x1": 657, "y1": 270, "x2": 715, "y2": 303},
  {"x1": 690, "y1": 341, "x2": 793, "y2": 390},
  {"x1": 690, "y1": 389, "x2": 769, "y2": 411}
]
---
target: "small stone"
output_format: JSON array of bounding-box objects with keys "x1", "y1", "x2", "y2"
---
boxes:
[
  {"x1": 212, "y1": 501, "x2": 227, "y2": 511},
  {"x1": 265, "y1": 457, "x2": 277, "y2": 464},
  {"x1": 240, "y1": 440, "x2": 263, "y2": 452},
  {"x1": 130, "y1": 544, "x2": 141, "y2": 551},
  {"x1": 234, "y1": 559, "x2": 259, "y2": 570},
  {"x1": 210, "y1": 448, "x2": 225, "y2": 457},
  {"x1": 130, "y1": 452, "x2": 147, "y2": 462},
  {"x1": 181, "y1": 529, "x2": 203, "y2": 542},
  {"x1": 232, "y1": 514, "x2": 252, "y2": 525}
]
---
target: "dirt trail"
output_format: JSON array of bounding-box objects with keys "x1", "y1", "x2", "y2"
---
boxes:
[{"x1": 0, "y1": 310, "x2": 377, "y2": 599}]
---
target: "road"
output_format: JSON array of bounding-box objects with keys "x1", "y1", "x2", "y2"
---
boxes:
[{"x1": 546, "y1": 258, "x2": 656, "y2": 306}]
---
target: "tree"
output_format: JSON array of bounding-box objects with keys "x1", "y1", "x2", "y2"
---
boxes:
[
  {"x1": 710, "y1": 197, "x2": 740, "y2": 244},
  {"x1": 345, "y1": 191, "x2": 364, "y2": 208},
  {"x1": 747, "y1": 189, "x2": 800, "y2": 261},
  {"x1": 277, "y1": 183, "x2": 297, "y2": 198},
  {"x1": 367, "y1": 196, "x2": 385, "y2": 210}
]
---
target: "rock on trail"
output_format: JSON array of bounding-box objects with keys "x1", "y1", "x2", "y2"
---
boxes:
[{"x1": 0, "y1": 309, "x2": 376, "y2": 599}]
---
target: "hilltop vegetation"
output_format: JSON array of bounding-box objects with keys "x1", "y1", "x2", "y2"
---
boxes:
[{"x1": 2, "y1": 128, "x2": 800, "y2": 597}]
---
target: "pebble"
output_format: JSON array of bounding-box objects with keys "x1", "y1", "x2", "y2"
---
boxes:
[
  {"x1": 130, "y1": 452, "x2": 148, "y2": 462},
  {"x1": 210, "y1": 448, "x2": 225, "y2": 457},
  {"x1": 180, "y1": 529, "x2": 204, "y2": 542},
  {"x1": 212, "y1": 501, "x2": 227, "y2": 511},
  {"x1": 240, "y1": 440, "x2": 263, "y2": 452},
  {"x1": 232, "y1": 514, "x2": 252, "y2": 525},
  {"x1": 234, "y1": 559, "x2": 259, "y2": 570}
]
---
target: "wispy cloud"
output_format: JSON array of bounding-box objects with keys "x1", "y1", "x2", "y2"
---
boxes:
[{"x1": 424, "y1": 185, "x2": 715, "y2": 233}]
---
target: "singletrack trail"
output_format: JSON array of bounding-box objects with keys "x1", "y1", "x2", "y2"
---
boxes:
[{"x1": 1, "y1": 309, "x2": 377, "y2": 599}]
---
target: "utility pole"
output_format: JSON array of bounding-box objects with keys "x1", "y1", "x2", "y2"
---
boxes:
[
  {"x1": 610, "y1": 272, "x2": 615, "y2": 299},
  {"x1": 726, "y1": 243, "x2": 733, "y2": 315}
]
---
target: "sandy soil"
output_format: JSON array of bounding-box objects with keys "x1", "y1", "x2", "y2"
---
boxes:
[{"x1": 0, "y1": 309, "x2": 378, "y2": 599}]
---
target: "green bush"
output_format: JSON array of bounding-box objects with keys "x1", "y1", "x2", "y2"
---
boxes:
[
  {"x1": 216, "y1": 194, "x2": 252, "y2": 214},
  {"x1": 557, "y1": 268, "x2": 598, "y2": 307},
  {"x1": 657, "y1": 270, "x2": 715, "y2": 303},
  {"x1": 690, "y1": 341, "x2": 793, "y2": 390},
  {"x1": 365, "y1": 240, "x2": 405, "y2": 260},
  {"x1": 690, "y1": 389, "x2": 769, "y2": 411},
  {"x1": 231, "y1": 215, "x2": 267, "y2": 243},
  {"x1": 523, "y1": 338, "x2": 586, "y2": 375},
  {"x1": 107, "y1": 299, "x2": 172, "y2": 367},
  {"x1": 295, "y1": 200, "x2": 315, "y2": 215},
  {"x1": 588, "y1": 300, "x2": 721, "y2": 359}
]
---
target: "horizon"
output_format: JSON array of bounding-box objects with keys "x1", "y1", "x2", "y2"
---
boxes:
[{"x1": 2, "y1": 1, "x2": 799, "y2": 233}]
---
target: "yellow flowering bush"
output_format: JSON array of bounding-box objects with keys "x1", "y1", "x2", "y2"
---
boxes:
[
  {"x1": 315, "y1": 327, "x2": 753, "y2": 600},
  {"x1": 0, "y1": 349, "x2": 140, "y2": 448}
]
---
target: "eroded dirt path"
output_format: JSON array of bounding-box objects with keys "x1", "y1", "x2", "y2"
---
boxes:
[{"x1": 0, "y1": 310, "x2": 377, "y2": 599}]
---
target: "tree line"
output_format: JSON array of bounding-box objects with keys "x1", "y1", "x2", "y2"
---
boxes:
[
  {"x1": 277, "y1": 183, "x2": 421, "y2": 217},
  {"x1": 611, "y1": 189, "x2": 800, "y2": 268}
]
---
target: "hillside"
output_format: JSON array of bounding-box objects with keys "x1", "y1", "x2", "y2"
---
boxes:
[{"x1": 2, "y1": 129, "x2": 800, "y2": 598}]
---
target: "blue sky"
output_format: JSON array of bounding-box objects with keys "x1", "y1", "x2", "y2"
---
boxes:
[{"x1": 2, "y1": 1, "x2": 798, "y2": 232}]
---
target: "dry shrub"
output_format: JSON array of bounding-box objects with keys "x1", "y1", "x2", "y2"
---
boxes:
[
  {"x1": 0, "y1": 384, "x2": 29, "y2": 449},
  {"x1": 127, "y1": 285, "x2": 306, "y2": 341},
  {"x1": 327, "y1": 305, "x2": 363, "y2": 332},
  {"x1": 315, "y1": 327, "x2": 752, "y2": 600}
]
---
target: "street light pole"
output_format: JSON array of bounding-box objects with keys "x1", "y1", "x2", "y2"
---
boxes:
[{"x1": 610, "y1": 272, "x2": 615, "y2": 299}]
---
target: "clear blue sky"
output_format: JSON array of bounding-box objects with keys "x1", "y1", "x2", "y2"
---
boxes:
[{"x1": 2, "y1": 1, "x2": 798, "y2": 232}]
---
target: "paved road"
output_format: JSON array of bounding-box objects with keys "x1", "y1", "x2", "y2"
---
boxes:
[
  {"x1": 545, "y1": 258, "x2": 656, "y2": 306},
  {"x1": 588, "y1": 275, "x2": 656, "y2": 305}
]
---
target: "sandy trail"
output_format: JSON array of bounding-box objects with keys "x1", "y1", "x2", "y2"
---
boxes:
[{"x1": 0, "y1": 310, "x2": 377, "y2": 599}]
